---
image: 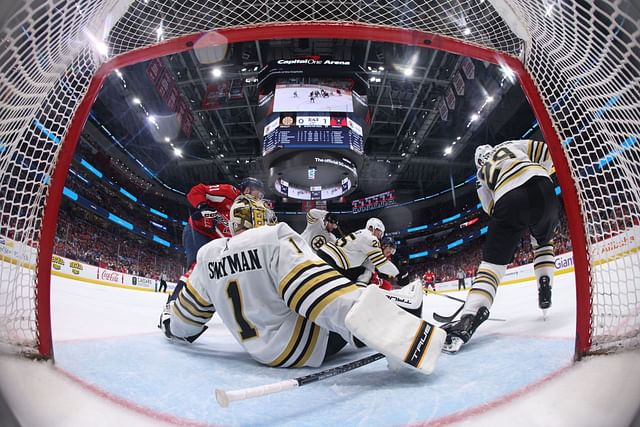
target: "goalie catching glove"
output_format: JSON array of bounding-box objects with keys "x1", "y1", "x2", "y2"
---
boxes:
[{"x1": 158, "y1": 303, "x2": 208, "y2": 343}]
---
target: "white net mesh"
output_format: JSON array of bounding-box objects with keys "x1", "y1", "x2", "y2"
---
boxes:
[{"x1": 0, "y1": 0, "x2": 638, "y2": 357}]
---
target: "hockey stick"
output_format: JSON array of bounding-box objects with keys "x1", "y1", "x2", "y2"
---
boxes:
[
  {"x1": 433, "y1": 304, "x2": 464, "y2": 323},
  {"x1": 429, "y1": 293, "x2": 506, "y2": 322},
  {"x1": 215, "y1": 353, "x2": 384, "y2": 407}
]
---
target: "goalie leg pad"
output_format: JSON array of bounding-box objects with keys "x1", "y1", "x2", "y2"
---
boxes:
[
  {"x1": 381, "y1": 281, "x2": 423, "y2": 318},
  {"x1": 345, "y1": 286, "x2": 445, "y2": 375}
]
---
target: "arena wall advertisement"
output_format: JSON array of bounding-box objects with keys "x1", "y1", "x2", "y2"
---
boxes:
[
  {"x1": 433, "y1": 250, "x2": 576, "y2": 292},
  {"x1": 1, "y1": 236, "x2": 176, "y2": 293}
]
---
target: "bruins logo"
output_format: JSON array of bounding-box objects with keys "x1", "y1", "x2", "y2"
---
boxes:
[{"x1": 311, "y1": 235, "x2": 327, "y2": 250}]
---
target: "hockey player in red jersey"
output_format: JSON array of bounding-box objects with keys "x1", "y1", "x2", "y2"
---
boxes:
[
  {"x1": 167, "y1": 178, "x2": 264, "y2": 303},
  {"x1": 422, "y1": 270, "x2": 436, "y2": 291}
]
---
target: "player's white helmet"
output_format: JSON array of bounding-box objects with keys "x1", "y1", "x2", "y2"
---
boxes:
[
  {"x1": 229, "y1": 195, "x2": 277, "y2": 235},
  {"x1": 474, "y1": 144, "x2": 493, "y2": 168},
  {"x1": 366, "y1": 217, "x2": 385, "y2": 235}
]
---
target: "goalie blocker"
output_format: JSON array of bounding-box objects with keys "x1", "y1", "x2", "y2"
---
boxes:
[{"x1": 345, "y1": 286, "x2": 445, "y2": 374}]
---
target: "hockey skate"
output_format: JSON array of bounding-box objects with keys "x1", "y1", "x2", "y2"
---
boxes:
[
  {"x1": 538, "y1": 275, "x2": 552, "y2": 320},
  {"x1": 538, "y1": 276, "x2": 552, "y2": 309},
  {"x1": 442, "y1": 307, "x2": 490, "y2": 354}
]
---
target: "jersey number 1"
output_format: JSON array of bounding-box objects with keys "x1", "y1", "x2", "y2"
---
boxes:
[{"x1": 226, "y1": 281, "x2": 258, "y2": 340}]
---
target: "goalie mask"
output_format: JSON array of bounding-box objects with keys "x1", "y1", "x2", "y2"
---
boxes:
[
  {"x1": 229, "y1": 195, "x2": 277, "y2": 235},
  {"x1": 474, "y1": 144, "x2": 493, "y2": 168}
]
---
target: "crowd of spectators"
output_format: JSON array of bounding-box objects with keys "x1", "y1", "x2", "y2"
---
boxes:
[
  {"x1": 65, "y1": 173, "x2": 181, "y2": 243},
  {"x1": 403, "y1": 206, "x2": 573, "y2": 283},
  {"x1": 54, "y1": 202, "x2": 184, "y2": 280}
]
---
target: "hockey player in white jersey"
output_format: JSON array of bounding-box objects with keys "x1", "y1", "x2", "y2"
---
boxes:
[
  {"x1": 159, "y1": 195, "x2": 445, "y2": 374},
  {"x1": 317, "y1": 218, "x2": 420, "y2": 316},
  {"x1": 317, "y1": 217, "x2": 399, "y2": 281},
  {"x1": 300, "y1": 208, "x2": 338, "y2": 252},
  {"x1": 443, "y1": 139, "x2": 559, "y2": 353},
  {"x1": 354, "y1": 236, "x2": 398, "y2": 287}
]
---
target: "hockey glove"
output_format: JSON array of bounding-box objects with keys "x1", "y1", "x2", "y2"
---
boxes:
[
  {"x1": 396, "y1": 269, "x2": 411, "y2": 287},
  {"x1": 191, "y1": 203, "x2": 220, "y2": 232}
]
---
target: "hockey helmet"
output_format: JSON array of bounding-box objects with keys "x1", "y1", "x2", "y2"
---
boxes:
[
  {"x1": 324, "y1": 212, "x2": 339, "y2": 224},
  {"x1": 474, "y1": 144, "x2": 493, "y2": 168},
  {"x1": 381, "y1": 236, "x2": 397, "y2": 254},
  {"x1": 381, "y1": 236, "x2": 396, "y2": 249},
  {"x1": 366, "y1": 217, "x2": 385, "y2": 235},
  {"x1": 239, "y1": 177, "x2": 265, "y2": 199},
  {"x1": 229, "y1": 194, "x2": 277, "y2": 235}
]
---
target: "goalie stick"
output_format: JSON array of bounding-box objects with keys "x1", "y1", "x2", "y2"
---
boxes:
[{"x1": 215, "y1": 353, "x2": 384, "y2": 407}]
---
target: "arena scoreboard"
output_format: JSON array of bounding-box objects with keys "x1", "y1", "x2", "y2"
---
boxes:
[{"x1": 256, "y1": 59, "x2": 369, "y2": 201}]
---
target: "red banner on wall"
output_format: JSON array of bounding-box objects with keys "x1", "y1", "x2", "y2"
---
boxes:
[
  {"x1": 351, "y1": 190, "x2": 396, "y2": 213},
  {"x1": 146, "y1": 58, "x2": 164, "y2": 83}
]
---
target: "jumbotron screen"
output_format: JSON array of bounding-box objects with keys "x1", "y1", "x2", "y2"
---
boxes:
[
  {"x1": 257, "y1": 61, "x2": 369, "y2": 157},
  {"x1": 273, "y1": 80, "x2": 354, "y2": 112},
  {"x1": 257, "y1": 59, "x2": 368, "y2": 200}
]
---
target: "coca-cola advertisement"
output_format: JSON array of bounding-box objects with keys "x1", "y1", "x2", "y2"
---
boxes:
[{"x1": 98, "y1": 268, "x2": 123, "y2": 284}]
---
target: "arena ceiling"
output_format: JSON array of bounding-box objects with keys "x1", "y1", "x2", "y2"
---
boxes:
[{"x1": 87, "y1": 37, "x2": 539, "y2": 205}]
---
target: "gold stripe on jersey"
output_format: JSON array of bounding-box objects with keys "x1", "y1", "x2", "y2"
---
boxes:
[
  {"x1": 269, "y1": 316, "x2": 306, "y2": 367},
  {"x1": 185, "y1": 279, "x2": 213, "y2": 309},
  {"x1": 527, "y1": 140, "x2": 534, "y2": 160},
  {"x1": 278, "y1": 260, "x2": 328, "y2": 297},
  {"x1": 535, "y1": 141, "x2": 548, "y2": 164},
  {"x1": 307, "y1": 212, "x2": 318, "y2": 224},
  {"x1": 291, "y1": 323, "x2": 321, "y2": 367},
  {"x1": 288, "y1": 270, "x2": 346, "y2": 312},
  {"x1": 323, "y1": 243, "x2": 349, "y2": 269},
  {"x1": 181, "y1": 283, "x2": 216, "y2": 314},
  {"x1": 173, "y1": 302, "x2": 208, "y2": 327},
  {"x1": 177, "y1": 291, "x2": 215, "y2": 321},
  {"x1": 494, "y1": 163, "x2": 546, "y2": 194},
  {"x1": 371, "y1": 256, "x2": 389, "y2": 268},
  {"x1": 368, "y1": 250, "x2": 386, "y2": 265},
  {"x1": 534, "y1": 261, "x2": 556, "y2": 269},
  {"x1": 475, "y1": 269, "x2": 500, "y2": 292},
  {"x1": 477, "y1": 268, "x2": 499, "y2": 283},
  {"x1": 469, "y1": 288, "x2": 494, "y2": 304},
  {"x1": 307, "y1": 283, "x2": 360, "y2": 322},
  {"x1": 534, "y1": 246, "x2": 554, "y2": 254}
]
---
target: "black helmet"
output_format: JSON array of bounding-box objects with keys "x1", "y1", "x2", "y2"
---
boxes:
[
  {"x1": 240, "y1": 177, "x2": 265, "y2": 196},
  {"x1": 381, "y1": 236, "x2": 397, "y2": 249},
  {"x1": 324, "y1": 212, "x2": 339, "y2": 224}
]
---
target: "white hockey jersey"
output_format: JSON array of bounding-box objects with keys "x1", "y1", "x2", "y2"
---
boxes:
[
  {"x1": 168, "y1": 222, "x2": 363, "y2": 368},
  {"x1": 300, "y1": 208, "x2": 337, "y2": 251},
  {"x1": 318, "y1": 228, "x2": 400, "y2": 278},
  {"x1": 476, "y1": 139, "x2": 554, "y2": 215}
]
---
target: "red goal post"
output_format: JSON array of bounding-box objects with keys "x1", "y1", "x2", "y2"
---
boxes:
[{"x1": 0, "y1": 0, "x2": 638, "y2": 359}]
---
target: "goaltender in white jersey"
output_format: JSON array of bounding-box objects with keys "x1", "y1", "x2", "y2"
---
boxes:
[
  {"x1": 159, "y1": 195, "x2": 445, "y2": 374},
  {"x1": 300, "y1": 208, "x2": 338, "y2": 252}
]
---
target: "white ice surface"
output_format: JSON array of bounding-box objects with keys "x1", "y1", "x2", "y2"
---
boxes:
[{"x1": 0, "y1": 274, "x2": 638, "y2": 426}]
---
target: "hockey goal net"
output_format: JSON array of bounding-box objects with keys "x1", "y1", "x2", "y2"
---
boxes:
[{"x1": 0, "y1": 0, "x2": 638, "y2": 359}]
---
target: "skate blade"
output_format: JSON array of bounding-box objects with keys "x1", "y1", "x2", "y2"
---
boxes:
[
  {"x1": 442, "y1": 337, "x2": 464, "y2": 354},
  {"x1": 541, "y1": 309, "x2": 548, "y2": 320}
]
